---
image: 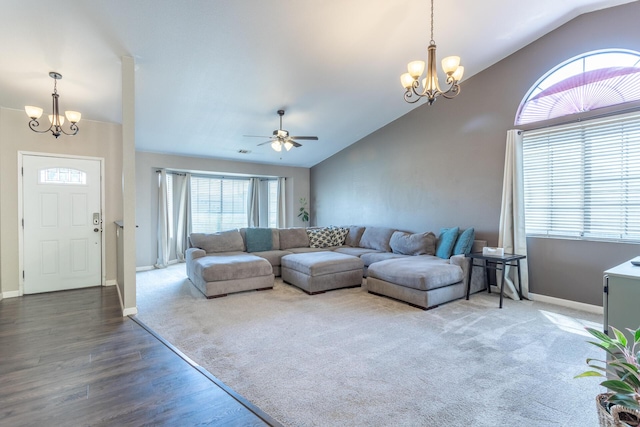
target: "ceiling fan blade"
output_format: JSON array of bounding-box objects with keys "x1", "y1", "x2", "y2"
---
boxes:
[
  {"x1": 243, "y1": 135, "x2": 272, "y2": 138},
  {"x1": 289, "y1": 136, "x2": 318, "y2": 140},
  {"x1": 257, "y1": 140, "x2": 274, "y2": 146},
  {"x1": 290, "y1": 141, "x2": 302, "y2": 148}
]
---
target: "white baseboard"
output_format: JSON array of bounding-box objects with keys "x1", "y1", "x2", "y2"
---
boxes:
[
  {"x1": 2, "y1": 290, "x2": 21, "y2": 299},
  {"x1": 528, "y1": 292, "x2": 603, "y2": 315},
  {"x1": 123, "y1": 306, "x2": 138, "y2": 316},
  {"x1": 136, "y1": 265, "x2": 155, "y2": 272},
  {"x1": 105, "y1": 279, "x2": 117, "y2": 286}
]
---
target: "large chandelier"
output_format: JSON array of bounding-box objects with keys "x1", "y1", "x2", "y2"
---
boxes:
[
  {"x1": 400, "y1": 0, "x2": 464, "y2": 105},
  {"x1": 25, "y1": 72, "x2": 81, "y2": 138}
]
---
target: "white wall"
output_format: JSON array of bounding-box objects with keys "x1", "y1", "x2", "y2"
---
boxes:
[
  {"x1": 0, "y1": 107, "x2": 123, "y2": 296},
  {"x1": 135, "y1": 151, "x2": 310, "y2": 268}
]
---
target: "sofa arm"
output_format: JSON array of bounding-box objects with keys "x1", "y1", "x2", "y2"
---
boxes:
[
  {"x1": 450, "y1": 255, "x2": 469, "y2": 287},
  {"x1": 450, "y1": 254, "x2": 487, "y2": 295},
  {"x1": 186, "y1": 247, "x2": 206, "y2": 261}
]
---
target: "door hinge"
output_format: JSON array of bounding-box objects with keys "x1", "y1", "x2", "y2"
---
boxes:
[
  {"x1": 21, "y1": 167, "x2": 24, "y2": 176},
  {"x1": 22, "y1": 218, "x2": 24, "y2": 228},
  {"x1": 23, "y1": 271, "x2": 25, "y2": 279},
  {"x1": 604, "y1": 285, "x2": 608, "y2": 294}
]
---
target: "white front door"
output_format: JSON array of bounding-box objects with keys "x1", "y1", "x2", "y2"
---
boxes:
[{"x1": 22, "y1": 155, "x2": 102, "y2": 294}]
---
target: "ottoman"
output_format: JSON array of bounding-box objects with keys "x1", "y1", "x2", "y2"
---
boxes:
[{"x1": 281, "y1": 251, "x2": 364, "y2": 294}]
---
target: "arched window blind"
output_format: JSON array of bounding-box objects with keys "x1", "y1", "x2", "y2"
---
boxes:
[
  {"x1": 523, "y1": 111, "x2": 640, "y2": 242},
  {"x1": 516, "y1": 50, "x2": 640, "y2": 126}
]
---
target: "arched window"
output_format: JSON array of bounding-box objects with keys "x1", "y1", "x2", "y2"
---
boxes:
[{"x1": 515, "y1": 49, "x2": 640, "y2": 126}]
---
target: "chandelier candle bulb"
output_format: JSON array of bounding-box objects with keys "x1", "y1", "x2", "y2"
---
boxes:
[
  {"x1": 25, "y1": 106, "x2": 43, "y2": 119},
  {"x1": 48, "y1": 114, "x2": 65, "y2": 126},
  {"x1": 442, "y1": 56, "x2": 461, "y2": 75},
  {"x1": 65, "y1": 110, "x2": 81, "y2": 123},
  {"x1": 401, "y1": 73, "x2": 415, "y2": 89},
  {"x1": 407, "y1": 60, "x2": 425, "y2": 78}
]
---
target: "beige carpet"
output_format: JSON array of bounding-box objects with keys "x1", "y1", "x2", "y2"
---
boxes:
[{"x1": 136, "y1": 264, "x2": 604, "y2": 427}]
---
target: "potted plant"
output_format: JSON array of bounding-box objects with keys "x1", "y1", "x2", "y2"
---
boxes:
[
  {"x1": 576, "y1": 326, "x2": 640, "y2": 426},
  {"x1": 298, "y1": 198, "x2": 309, "y2": 223}
]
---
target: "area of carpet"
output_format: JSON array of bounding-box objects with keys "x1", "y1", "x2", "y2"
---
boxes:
[{"x1": 136, "y1": 264, "x2": 604, "y2": 427}]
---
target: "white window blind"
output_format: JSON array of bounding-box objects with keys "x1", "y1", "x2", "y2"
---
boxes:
[
  {"x1": 267, "y1": 180, "x2": 278, "y2": 228},
  {"x1": 190, "y1": 176, "x2": 249, "y2": 232},
  {"x1": 523, "y1": 111, "x2": 640, "y2": 242}
]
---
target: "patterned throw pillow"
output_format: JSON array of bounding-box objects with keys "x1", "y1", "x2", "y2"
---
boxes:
[
  {"x1": 307, "y1": 228, "x2": 334, "y2": 248},
  {"x1": 330, "y1": 226, "x2": 348, "y2": 246}
]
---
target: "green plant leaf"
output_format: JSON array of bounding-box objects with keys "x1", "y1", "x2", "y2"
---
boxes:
[
  {"x1": 601, "y1": 380, "x2": 636, "y2": 394},
  {"x1": 634, "y1": 328, "x2": 640, "y2": 344},
  {"x1": 575, "y1": 371, "x2": 604, "y2": 378},
  {"x1": 613, "y1": 327, "x2": 629, "y2": 347},
  {"x1": 588, "y1": 327, "x2": 615, "y2": 344}
]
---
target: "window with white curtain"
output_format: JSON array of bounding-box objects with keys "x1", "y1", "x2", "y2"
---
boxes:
[
  {"x1": 522, "y1": 111, "x2": 640, "y2": 242},
  {"x1": 190, "y1": 176, "x2": 250, "y2": 232},
  {"x1": 267, "y1": 180, "x2": 278, "y2": 228}
]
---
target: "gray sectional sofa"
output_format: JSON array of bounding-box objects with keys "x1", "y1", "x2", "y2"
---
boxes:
[{"x1": 185, "y1": 225, "x2": 486, "y2": 309}]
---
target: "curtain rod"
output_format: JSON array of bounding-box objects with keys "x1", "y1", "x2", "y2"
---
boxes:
[{"x1": 155, "y1": 169, "x2": 284, "y2": 180}]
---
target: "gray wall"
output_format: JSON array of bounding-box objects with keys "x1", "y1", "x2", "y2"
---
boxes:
[
  {"x1": 311, "y1": 2, "x2": 640, "y2": 306},
  {"x1": 135, "y1": 151, "x2": 310, "y2": 268},
  {"x1": 0, "y1": 107, "x2": 123, "y2": 296}
]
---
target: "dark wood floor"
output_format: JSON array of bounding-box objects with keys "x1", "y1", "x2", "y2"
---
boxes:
[{"x1": 0, "y1": 286, "x2": 280, "y2": 426}]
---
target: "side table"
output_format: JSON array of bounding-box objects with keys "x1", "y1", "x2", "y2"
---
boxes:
[{"x1": 465, "y1": 252, "x2": 526, "y2": 308}]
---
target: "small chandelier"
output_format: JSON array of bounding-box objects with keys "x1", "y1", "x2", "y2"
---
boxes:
[
  {"x1": 25, "y1": 72, "x2": 81, "y2": 138},
  {"x1": 400, "y1": 0, "x2": 464, "y2": 105}
]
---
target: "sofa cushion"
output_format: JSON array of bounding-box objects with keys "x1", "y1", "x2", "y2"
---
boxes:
[
  {"x1": 452, "y1": 227, "x2": 475, "y2": 255},
  {"x1": 359, "y1": 226, "x2": 396, "y2": 252},
  {"x1": 189, "y1": 230, "x2": 245, "y2": 253},
  {"x1": 194, "y1": 253, "x2": 272, "y2": 282},
  {"x1": 279, "y1": 228, "x2": 310, "y2": 250},
  {"x1": 390, "y1": 231, "x2": 436, "y2": 256},
  {"x1": 435, "y1": 227, "x2": 459, "y2": 259},
  {"x1": 330, "y1": 226, "x2": 349, "y2": 246},
  {"x1": 360, "y1": 251, "x2": 410, "y2": 267},
  {"x1": 307, "y1": 227, "x2": 334, "y2": 248},
  {"x1": 251, "y1": 249, "x2": 291, "y2": 266},
  {"x1": 245, "y1": 228, "x2": 273, "y2": 252},
  {"x1": 282, "y1": 251, "x2": 363, "y2": 276},
  {"x1": 333, "y1": 247, "x2": 382, "y2": 257},
  {"x1": 344, "y1": 226, "x2": 365, "y2": 247},
  {"x1": 367, "y1": 257, "x2": 463, "y2": 291}
]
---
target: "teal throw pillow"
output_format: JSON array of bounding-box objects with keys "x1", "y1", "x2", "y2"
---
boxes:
[
  {"x1": 245, "y1": 228, "x2": 272, "y2": 252},
  {"x1": 452, "y1": 227, "x2": 475, "y2": 255},
  {"x1": 435, "y1": 227, "x2": 459, "y2": 259}
]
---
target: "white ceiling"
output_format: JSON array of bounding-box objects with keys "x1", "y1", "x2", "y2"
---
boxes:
[{"x1": 0, "y1": 0, "x2": 634, "y2": 167}]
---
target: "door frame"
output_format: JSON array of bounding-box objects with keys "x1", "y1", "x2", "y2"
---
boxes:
[{"x1": 17, "y1": 151, "x2": 106, "y2": 296}]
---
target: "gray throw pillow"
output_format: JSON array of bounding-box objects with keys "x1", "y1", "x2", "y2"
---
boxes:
[
  {"x1": 344, "y1": 226, "x2": 365, "y2": 247},
  {"x1": 390, "y1": 231, "x2": 436, "y2": 256},
  {"x1": 279, "y1": 227, "x2": 310, "y2": 249},
  {"x1": 359, "y1": 226, "x2": 396, "y2": 252},
  {"x1": 189, "y1": 229, "x2": 244, "y2": 253}
]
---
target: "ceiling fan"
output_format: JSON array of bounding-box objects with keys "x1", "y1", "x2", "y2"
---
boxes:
[{"x1": 244, "y1": 109, "x2": 318, "y2": 152}]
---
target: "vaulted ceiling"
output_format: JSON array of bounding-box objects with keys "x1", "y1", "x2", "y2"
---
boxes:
[{"x1": 0, "y1": 0, "x2": 633, "y2": 167}]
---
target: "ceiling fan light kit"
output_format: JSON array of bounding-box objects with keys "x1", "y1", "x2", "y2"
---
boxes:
[
  {"x1": 400, "y1": 0, "x2": 464, "y2": 105},
  {"x1": 25, "y1": 72, "x2": 81, "y2": 138},
  {"x1": 244, "y1": 109, "x2": 318, "y2": 152}
]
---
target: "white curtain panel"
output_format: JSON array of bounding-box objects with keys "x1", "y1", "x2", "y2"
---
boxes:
[
  {"x1": 155, "y1": 169, "x2": 171, "y2": 268},
  {"x1": 497, "y1": 129, "x2": 530, "y2": 300},
  {"x1": 247, "y1": 178, "x2": 260, "y2": 227},
  {"x1": 175, "y1": 173, "x2": 191, "y2": 262},
  {"x1": 277, "y1": 177, "x2": 286, "y2": 228}
]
